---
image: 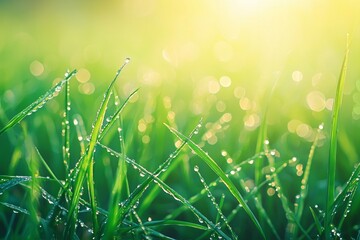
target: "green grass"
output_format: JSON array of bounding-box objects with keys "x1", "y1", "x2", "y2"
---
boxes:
[
  {"x1": 0, "y1": 48, "x2": 359, "y2": 239},
  {"x1": 325, "y1": 36, "x2": 351, "y2": 240}
]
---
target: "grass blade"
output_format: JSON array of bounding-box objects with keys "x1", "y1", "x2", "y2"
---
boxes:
[
  {"x1": 104, "y1": 116, "x2": 129, "y2": 238},
  {"x1": 0, "y1": 69, "x2": 77, "y2": 135},
  {"x1": 264, "y1": 143, "x2": 311, "y2": 240},
  {"x1": 309, "y1": 206, "x2": 323, "y2": 235},
  {"x1": 194, "y1": 167, "x2": 237, "y2": 239},
  {"x1": 98, "y1": 87, "x2": 140, "y2": 141},
  {"x1": 254, "y1": 78, "x2": 279, "y2": 238},
  {"x1": 325, "y1": 37, "x2": 350, "y2": 240},
  {"x1": 292, "y1": 124, "x2": 323, "y2": 238},
  {"x1": 0, "y1": 202, "x2": 30, "y2": 215},
  {"x1": 64, "y1": 59, "x2": 129, "y2": 239},
  {"x1": 62, "y1": 78, "x2": 71, "y2": 173},
  {"x1": 104, "y1": 120, "x2": 200, "y2": 233},
  {"x1": 166, "y1": 124, "x2": 266, "y2": 239},
  {"x1": 98, "y1": 143, "x2": 231, "y2": 239},
  {"x1": 0, "y1": 176, "x2": 31, "y2": 193}
]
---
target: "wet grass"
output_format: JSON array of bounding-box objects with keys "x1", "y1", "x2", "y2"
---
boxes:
[{"x1": 0, "y1": 51, "x2": 359, "y2": 239}]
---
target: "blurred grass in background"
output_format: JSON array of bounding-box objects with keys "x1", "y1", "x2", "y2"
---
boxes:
[{"x1": 1, "y1": 0, "x2": 360, "y2": 238}]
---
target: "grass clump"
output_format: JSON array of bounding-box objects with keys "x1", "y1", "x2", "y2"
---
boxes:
[{"x1": 0, "y1": 47, "x2": 359, "y2": 239}]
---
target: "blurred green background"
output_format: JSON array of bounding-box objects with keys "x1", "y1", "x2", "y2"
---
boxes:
[{"x1": 1, "y1": 0, "x2": 360, "y2": 238}]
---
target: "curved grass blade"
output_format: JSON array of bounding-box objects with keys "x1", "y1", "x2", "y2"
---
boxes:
[
  {"x1": 98, "y1": 144, "x2": 231, "y2": 240},
  {"x1": 106, "y1": 119, "x2": 202, "y2": 230},
  {"x1": 309, "y1": 206, "x2": 323, "y2": 235},
  {"x1": 0, "y1": 176, "x2": 31, "y2": 194},
  {"x1": 195, "y1": 167, "x2": 237, "y2": 239},
  {"x1": 264, "y1": 145, "x2": 311, "y2": 240},
  {"x1": 332, "y1": 162, "x2": 360, "y2": 230},
  {"x1": 98, "y1": 87, "x2": 140, "y2": 141},
  {"x1": 165, "y1": 124, "x2": 266, "y2": 239},
  {"x1": 103, "y1": 116, "x2": 129, "y2": 238},
  {"x1": 291, "y1": 124, "x2": 323, "y2": 238},
  {"x1": 64, "y1": 59, "x2": 130, "y2": 239},
  {"x1": 123, "y1": 220, "x2": 208, "y2": 232},
  {"x1": 254, "y1": 76, "x2": 279, "y2": 237},
  {"x1": 194, "y1": 158, "x2": 288, "y2": 240},
  {"x1": 164, "y1": 152, "x2": 265, "y2": 220},
  {"x1": 137, "y1": 154, "x2": 183, "y2": 216},
  {"x1": 0, "y1": 69, "x2": 77, "y2": 135},
  {"x1": 325, "y1": 36, "x2": 350, "y2": 240},
  {"x1": 300, "y1": 163, "x2": 360, "y2": 239},
  {"x1": 0, "y1": 201, "x2": 30, "y2": 215}
]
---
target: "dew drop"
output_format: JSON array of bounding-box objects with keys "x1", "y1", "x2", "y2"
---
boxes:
[
  {"x1": 55, "y1": 86, "x2": 62, "y2": 92},
  {"x1": 194, "y1": 165, "x2": 199, "y2": 172}
]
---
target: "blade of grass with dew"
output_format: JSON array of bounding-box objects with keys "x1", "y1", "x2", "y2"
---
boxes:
[
  {"x1": 217, "y1": 194, "x2": 225, "y2": 224},
  {"x1": 64, "y1": 59, "x2": 130, "y2": 239},
  {"x1": 254, "y1": 77, "x2": 279, "y2": 237},
  {"x1": 121, "y1": 219, "x2": 208, "y2": 239},
  {"x1": 87, "y1": 154, "x2": 99, "y2": 237},
  {"x1": 164, "y1": 152, "x2": 266, "y2": 220},
  {"x1": 62, "y1": 78, "x2": 71, "y2": 173},
  {"x1": 299, "y1": 163, "x2": 360, "y2": 239},
  {"x1": 137, "y1": 119, "x2": 203, "y2": 215},
  {"x1": 166, "y1": 124, "x2": 266, "y2": 240},
  {"x1": 98, "y1": 144, "x2": 231, "y2": 240},
  {"x1": 104, "y1": 115, "x2": 129, "y2": 239},
  {"x1": 137, "y1": 153, "x2": 184, "y2": 216},
  {"x1": 338, "y1": 183, "x2": 358, "y2": 231},
  {"x1": 264, "y1": 144, "x2": 311, "y2": 240},
  {"x1": 0, "y1": 176, "x2": 31, "y2": 194},
  {"x1": 136, "y1": 118, "x2": 203, "y2": 215},
  {"x1": 98, "y1": 87, "x2": 140, "y2": 141},
  {"x1": 0, "y1": 201, "x2": 30, "y2": 215},
  {"x1": 309, "y1": 206, "x2": 323, "y2": 235},
  {"x1": 73, "y1": 114, "x2": 87, "y2": 155},
  {"x1": 332, "y1": 162, "x2": 360, "y2": 230},
  {"x1": 196, "y1": 156, "x2": 289, "y2": 240},
  {"x1": 292, "y1": 124, "x2": 323, "y2": 239},
  {"x1": 194, "y1": 167, "x2": 237, "y2": 240},
  {"x1": 109, "y1": 119, "x2": 202, "y2": 228},
  {"x1": 122, "y1": 221, "x2": 180, "y2": 240},
  {"x1": 325, "y1": 37, "x2": 350, "y2": 240},
  {"x1": 0, "y1": 69, "x2": 77, "y2": 135}
]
